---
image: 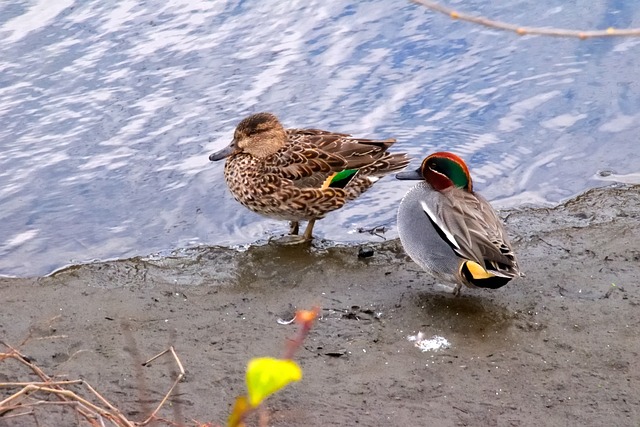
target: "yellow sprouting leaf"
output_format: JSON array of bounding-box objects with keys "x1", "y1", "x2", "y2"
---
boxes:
[
  {"x1": 246, "y1": 357, "x2": 302, "y2": 407},
  {"x1": 227, "y1": 395, "x2": 249, "y2": 427}
]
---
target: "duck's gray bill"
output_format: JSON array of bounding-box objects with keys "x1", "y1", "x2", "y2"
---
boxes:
[
  {"x1": 209, "y1": 143, "x2": 235, "y2": 161},
  {"x1": 395, "y1": 168, "x2": 422, "y2": 180}
]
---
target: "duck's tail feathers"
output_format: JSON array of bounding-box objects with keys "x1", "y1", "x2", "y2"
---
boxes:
[{"x1": 460, "y1": 260, "x2": 516, "y2": 289}]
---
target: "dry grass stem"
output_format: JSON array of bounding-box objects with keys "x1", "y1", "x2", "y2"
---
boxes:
[
  {"x1": 0, "y1": 342, "x2": 188, "y2": 427},
  {"x1": 139, "y1": 346, "x2": 185, "y2": 426}
]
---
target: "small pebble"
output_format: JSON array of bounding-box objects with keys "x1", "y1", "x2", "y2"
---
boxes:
[{"x1": 358, "y1": 246, "x2": 374, "y2": 258}]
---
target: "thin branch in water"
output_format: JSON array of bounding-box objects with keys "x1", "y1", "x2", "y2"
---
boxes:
[
  {"x1": 356, "y1": 225, "x2": 388, "y2": 240},
  {"x1": 412, "y1": 0, "x2": 640, "y2": 38}
]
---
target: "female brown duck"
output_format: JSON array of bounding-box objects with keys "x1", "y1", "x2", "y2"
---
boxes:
[{"x1": 210, "y1": 112, "x2": 409, "y2": 243}]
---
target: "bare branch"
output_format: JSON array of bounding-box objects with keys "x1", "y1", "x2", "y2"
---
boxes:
[{"x1": 412, "y1": 0, "x2": 640, "y2": 38}]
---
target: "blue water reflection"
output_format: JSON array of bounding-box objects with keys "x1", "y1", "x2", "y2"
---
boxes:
[{"x1": 1, "y1": 0, "x2": 638, "y2": 276}]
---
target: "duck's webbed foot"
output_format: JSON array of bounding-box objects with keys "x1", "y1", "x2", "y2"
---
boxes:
[
  {"x1": 434, "y1": 283, "x2": 462, "y2": 296},
  {"x1": 269, "y1": 234, "x2": 312, "y2": 245}
]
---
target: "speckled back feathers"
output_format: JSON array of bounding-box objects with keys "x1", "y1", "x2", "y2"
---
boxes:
[{"x1": 216, "y1": 113, "x2": 409, "y2": 221}]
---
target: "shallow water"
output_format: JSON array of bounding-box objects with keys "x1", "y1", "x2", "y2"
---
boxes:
[{"x1": 1, "y1": 0, "x2": 639, "y2": 276}]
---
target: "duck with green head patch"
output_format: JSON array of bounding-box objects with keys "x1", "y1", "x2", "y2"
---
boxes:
[
  {"x1": 209, "y1": 112, "x2": 410, "y2": 243},
  {"x1": 396, "y1": 152, "x2": 522, "y2": 295}
]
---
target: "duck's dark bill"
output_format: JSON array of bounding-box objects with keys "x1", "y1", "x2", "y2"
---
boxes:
[
  {"x1": 395, "y1": 168, "x2": 422, "y2": 180},
  {"x1": 209, "y1": 143, "x2": 235, "y2": 161}
]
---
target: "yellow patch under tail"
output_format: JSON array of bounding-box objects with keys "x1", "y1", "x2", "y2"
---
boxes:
[
  {"x1": 463, "y1": 260, "x2": 494, "y2": 280},
  {"x1": 460, "y1": 260, "x2": 512, "y2": 290}
]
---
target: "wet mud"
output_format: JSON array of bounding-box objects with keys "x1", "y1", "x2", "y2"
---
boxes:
[{"x1": 1, "y1": 184, "x2": 639, "y2": 426}]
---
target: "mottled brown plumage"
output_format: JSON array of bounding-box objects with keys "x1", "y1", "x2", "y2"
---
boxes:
[{"x1": 209, "y1": 112, "x2": 409, "y2": 242}]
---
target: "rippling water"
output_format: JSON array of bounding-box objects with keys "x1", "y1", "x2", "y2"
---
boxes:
[{"x1": 1, "y1": 0, "x2": 639, "y2": 276}]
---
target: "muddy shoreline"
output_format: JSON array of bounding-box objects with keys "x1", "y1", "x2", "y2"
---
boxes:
[{"x1": 1, "y1": 184, "x2": 639, "y2": 426}]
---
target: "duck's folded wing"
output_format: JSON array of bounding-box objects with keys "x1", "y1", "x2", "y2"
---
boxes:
[
  {"x1": 289, "y1": 128, "x2": 399, "y2": 168},
  {"x1": 267, "y1": 129, "x2": 402, "y2": 188},
  {"x1": 264, "y1": 141, "x2": 348, "y2": 187},
  {"x1": 436, "y1": 189, "x2": 518, "y2": 274}
]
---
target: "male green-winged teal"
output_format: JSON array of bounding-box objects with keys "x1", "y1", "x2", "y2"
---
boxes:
[
  {"x1": 396, "y1": 152, "x2": 522, "y2": 295},
  {"x1": 210, "y1": 112, "x2": 410, "y2": 243}
]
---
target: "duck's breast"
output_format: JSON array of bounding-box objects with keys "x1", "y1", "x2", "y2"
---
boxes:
[{"x1": 397, "y1": 182, "x2": 461, "y2": 281}]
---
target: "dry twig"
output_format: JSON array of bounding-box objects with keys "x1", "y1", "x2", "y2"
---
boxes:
[
  {"x1": 412, "y1": 0, "x2": 640, "y2": 38},
  {"x1": 0, "y1": 342, "x2": 191, "y2": 426},
  {"x1": 139, "y1": 346, "x2": 185, "y2": 426}
]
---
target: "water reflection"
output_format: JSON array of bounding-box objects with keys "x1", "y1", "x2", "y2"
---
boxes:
[{"x1": 1, "y1": 0, "x2": 639, "y2": 276}]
